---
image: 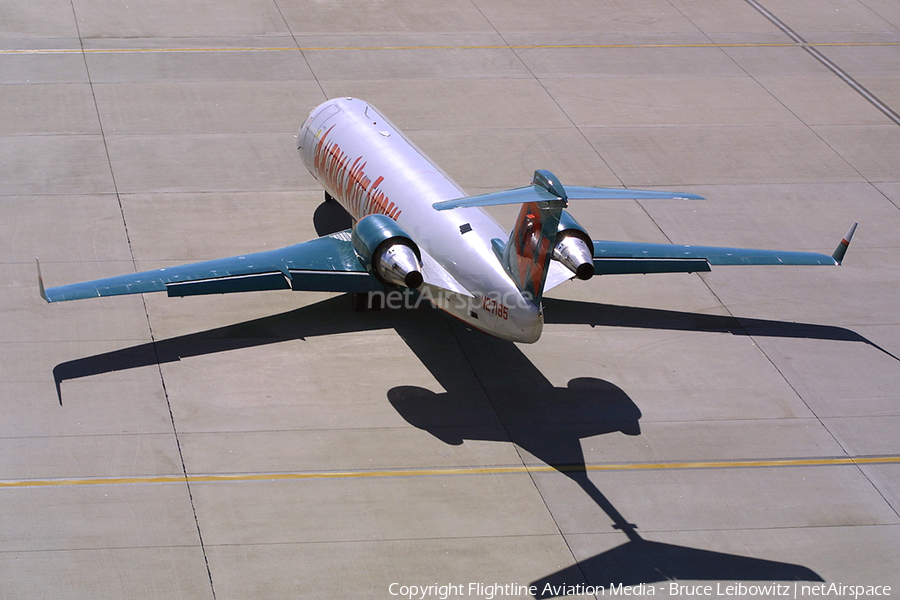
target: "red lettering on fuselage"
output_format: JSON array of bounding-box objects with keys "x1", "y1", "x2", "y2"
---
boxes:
[
  {"x1": 480, "y1": 296, "x2": 509, "y2": 320},
  {"x1": 312, "y1": 125, "x2": 400, "y2": 221}
]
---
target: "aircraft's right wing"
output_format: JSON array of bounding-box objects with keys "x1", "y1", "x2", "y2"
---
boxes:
[
  {"x1": 591, "y1": 223, "x2": 857, "y2": 275},
  {"x1": 39, "y1": 230, "x2": 383, "y2": 303}
]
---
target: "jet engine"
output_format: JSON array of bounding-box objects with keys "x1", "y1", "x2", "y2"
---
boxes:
[
  {"x1": 351, "y1": 214, "x2": 424, "y2": 288},
  {"x1": 554, "y1": 210, "x2": 595, "y2": 280}
]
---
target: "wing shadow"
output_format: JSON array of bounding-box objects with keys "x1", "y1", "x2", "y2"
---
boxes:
[
  {"x1": 53, "y1": 293, "x2": 893, "y2": 401},
  {"x1": 543, "y1": 297, "x2": 899, "y2": 361},
  {"x1": 51, "y1": 294, "x2": 408, "y2": 403}
]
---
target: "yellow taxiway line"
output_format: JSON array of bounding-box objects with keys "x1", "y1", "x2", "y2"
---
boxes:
[
  {"x1": 3, "y1": 455, "x2": 899, "y2": 489},
  {"x1": 2, "y1": 41, "x2": 899, "y2": 55}
]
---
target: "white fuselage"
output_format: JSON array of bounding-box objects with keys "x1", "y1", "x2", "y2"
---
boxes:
[{"x1": 297, "y1": 98, "x2": 543, "y2": 343}]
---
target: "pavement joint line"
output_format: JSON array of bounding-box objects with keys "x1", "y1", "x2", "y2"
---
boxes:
[
  {"x1": 3, "y1": 455, "x2": 899, "y2": 489},
  {"x1": 742, "y1": 0, "x2": 900, "y2": 126},
  {"x1": 2, "y1": 41, "x2": 900, "y2": 55}
]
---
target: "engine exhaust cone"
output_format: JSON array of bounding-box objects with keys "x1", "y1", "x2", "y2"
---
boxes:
[
  {"x1": 575, "y1": 262, "x2": 595, "y2": 280},
  {"x1": 377, "y1": 243, "x2": 424, "y2": 289},
  {"x1": 404, "y1": 270, "x2": 424, "y2": 289},
  {"x1": 554, "y1": 236, "x2": 594, "y2": 280}
]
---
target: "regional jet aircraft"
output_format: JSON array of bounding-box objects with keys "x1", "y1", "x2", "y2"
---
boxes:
[{"x1": 39, "y1": 97, "x2": 856, "y2": 344}]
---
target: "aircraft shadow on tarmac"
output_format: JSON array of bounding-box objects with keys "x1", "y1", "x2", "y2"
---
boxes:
[
  {"x1": 49, "y1": 292, "x2": 887, "y2": 595},
  {"x1": 389, "y1": 323, "x2": 824, "y2": 598}
]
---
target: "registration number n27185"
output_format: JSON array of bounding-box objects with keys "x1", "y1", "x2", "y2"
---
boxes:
[{"x1": 480, "y1": 296, "x2": 509, "y2": 320}]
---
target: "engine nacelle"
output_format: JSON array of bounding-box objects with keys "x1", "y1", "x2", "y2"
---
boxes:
[
  {"x1": 351, "y1": 214, "x2": 424, "y2": 288},
  {"x1": 554, "y1": 210, "x2": 595, "y2": 280}
]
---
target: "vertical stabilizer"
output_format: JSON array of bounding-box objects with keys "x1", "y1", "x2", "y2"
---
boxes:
[{"x1": 499, "y1": 171, "x2": 567, "y2": 303}]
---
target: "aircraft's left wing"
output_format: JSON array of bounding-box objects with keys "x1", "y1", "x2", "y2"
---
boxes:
[
  {"x1": 591, "y1": 223, "x2": 857, "y2": 275},
  {"x1": 39, "y1": 230, "x2": 383, "y2": 303}
]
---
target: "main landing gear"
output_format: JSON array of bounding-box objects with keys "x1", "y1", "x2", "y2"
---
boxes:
[{"x1": 351, "y1": 292, "x2": 383, "y2": 312}]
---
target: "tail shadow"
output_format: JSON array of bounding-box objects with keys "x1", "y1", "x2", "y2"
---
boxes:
[
  {"x1": 532, "y1": 538, "x2": 822, "y2": 598},
  {"x1": 388, "y1": 323, "x2": 823, "y2": 598}
]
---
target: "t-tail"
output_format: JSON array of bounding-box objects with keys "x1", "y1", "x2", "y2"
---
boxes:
[
  {"x1": 434, "y1": 169, "x2": 595, "y2": 305},
  {"x1": 493, "y1": 171, "x2": 575, "y2": 304}
]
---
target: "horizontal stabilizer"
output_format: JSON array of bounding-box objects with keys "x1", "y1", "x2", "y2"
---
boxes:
[
  {"x1": 434, "y1": 169, "x2": 702, "y2": 211},
  {"x1": 434, "y1": 186, "x2": 703, "y2": 211},
  {"x1": 564, "y1": 186, "x2": 704, "y2": 201},
  {"x1": 433, "y1": 186, "x2": 563, "y2": 210}
]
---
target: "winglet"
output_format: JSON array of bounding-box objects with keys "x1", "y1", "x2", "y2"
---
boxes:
[
  {"x1": 832, "y1": 222, "x2": 857, "y2": 265},
  {"x1": 36, "y1": 258, "x2": 49, "y2": 302}
]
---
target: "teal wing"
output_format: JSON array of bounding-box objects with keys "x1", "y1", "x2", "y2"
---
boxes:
[
  {"x1": 591, "y1": 226, "x2": 857, "y2": 275},
  {"x1": 41, "y1": 230, "x2": 382, "y2": 303}
]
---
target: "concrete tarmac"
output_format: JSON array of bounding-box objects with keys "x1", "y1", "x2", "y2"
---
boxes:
[{"x1": 2, "y1": 0, "x2": 899, "y2": 598}]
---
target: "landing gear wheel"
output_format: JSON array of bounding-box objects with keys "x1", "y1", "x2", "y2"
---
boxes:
[
  {"x1": 370, "y1": 293, "x2": 383, "y2": 310},
  {"x1": 351, "y1": 292, "x2": 367, "y2": 311},
  {"x1": 351, "y1": 292, "x2": 384, "y2": 311}
]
